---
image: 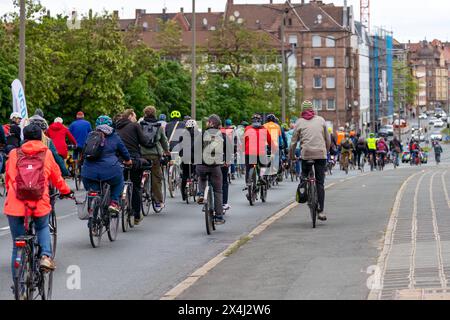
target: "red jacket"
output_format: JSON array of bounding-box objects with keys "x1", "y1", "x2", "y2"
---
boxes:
[
  {"x1": 4, "y1": 140, "x2": 71, "y2": 217},
  {"x1": 244, "y1": 125, "x2": 272, "y2": 156},
  {"x1": 47, "y1": 122, "x2": 77, "y2": 159}
]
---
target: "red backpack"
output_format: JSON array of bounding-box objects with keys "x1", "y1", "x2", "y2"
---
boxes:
[{"x1": 15, "y1": 148, "x2": 47, "y2": 201}]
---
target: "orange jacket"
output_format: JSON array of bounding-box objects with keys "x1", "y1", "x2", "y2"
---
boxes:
[
  {"x1": 4, "y1": 140, "x2": 71, "y2": 217},
  {"x1": 336, "y1": 131, "x2": 345, "y2": 146}
]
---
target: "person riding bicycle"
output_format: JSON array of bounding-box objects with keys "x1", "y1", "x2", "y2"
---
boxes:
[
  {"x1": 82, "y1": 116, "x2": 132, "y2": 216},
  {"x1": 244, "y1": 113, "x2": 272, "y2": 185},
  {"x1": 195, "y1": 115, "x2": 230, "y2": 225},
  {"x1": 433, "y1": 140, "x2": 443, "y2": 164},
  {"x1": 289, "y1": 100, "x2": 331, "y2": 221},
  {"x1": 158, "y1": 114, "x2": 168, "y2": 130},
  {"x1": 409, "y1": 138, "x2": 421, "y2": 165},
  {"x1": 264, "y1": 114, "x2": 283, "y2": 179},
  {"x1": 69, "y1": 111, "x2": 92, "y2": 161},
  {"x1": 116, "y1": 109, "x2": 155, "y2": 224},
  {"x1": 220, "y1": 121, "x2": 234, "y2": 211},
  {"x1": 356, "y1": 134, "x2": 368, "y2": 169},
  {"x1": 376, "y1": 137, "x2": 389, "y2": 168},
  {"x1": 141, "y1": 106, "x2": 170, "y2": 210},
  {"x1": 180, "y1": 119, "x2": 200, "y2": 202},
  {"x1": 165, "y1": 110, "x2": 186, "y2": 152},
  {"x1": 28, "y1": 115, "x2": 70, "y2": 177},
  {"x1": 287, "y1": 121, "x2": 301, "y2": 176},
  {"x1": 4, "y1": 112, "x2": 22, "y2": 155},
  {"x1": 4, "y1": 124, "x2": 72, "y2": 274},
  {"x1": 366, "y1": 133, "x2": 377, "y2": 169},
  {"x1": 223, "y1": 119, "x2": 237, "y2": 181},
  {"x1": 340, "y1": 133, "x2": 354, "y2": 171},
  {"x1": 47, "y1": 117, "x2": 77, "y2": 160},
  {"x1": 389, "y1": 136, "x2": 402, "y2": 166}
]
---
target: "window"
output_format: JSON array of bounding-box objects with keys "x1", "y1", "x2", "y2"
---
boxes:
[
  {"x1": 326, "y1": 36, "x2": 335, "y2": 47},
  {"x1": 327, "y1": 99, "x2": 336, "y2": 110},
  {"x1": 312, "y1": 35, "x2": 321, "y2": 47},
  {"x1": 314, "y1": 57, "x2": 321, "y2": 67},
  {"x1": 345, "y1": 56, "x2": 350, "y2": 68},
  {"x1": 288, "y1": 18, "x2": 292, "y2": 26},
  {"x1": 313, "y1": 76, "x2": 322, "y2": 88},
  {"x1": 313, "y1": 99, "x2": 322, "y2": 111},
  {"x1": 326, "y1": 56, "x2": 335, "y2": 68},
  {"x1": 326, "y1": 77, "x2": 335, "y2": 89},
  {"x1": 428, "y1": 81, "x2": 432, "y2": 87},
  {"x1": 289, "y1": 35, "x2": 298, "y2": 47},
  {"x1": 428, "y1": 70, "x2": 432, "y2": 77}
]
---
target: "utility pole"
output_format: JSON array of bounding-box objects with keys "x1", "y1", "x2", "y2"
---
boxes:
[
  {"x1": 191, "y1": 0, "x2": 196, "y2": 120},
  {"x1": 19, "y1": 0, "x2": 26, "y2": 89},
  {"x1": 281, "y1": 9, "x2": 288, "y2": 123}
]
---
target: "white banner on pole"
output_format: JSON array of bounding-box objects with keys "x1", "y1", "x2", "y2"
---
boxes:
[{"x1": 11, "y1": 79, "x2": 28, "y2": 135}]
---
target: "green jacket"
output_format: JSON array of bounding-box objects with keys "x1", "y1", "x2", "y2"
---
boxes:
[{"x1": 140, "y1": 118, "x2": 169, "y2": 157}]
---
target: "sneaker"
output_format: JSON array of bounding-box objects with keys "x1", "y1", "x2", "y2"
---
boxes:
[
  {"x1": 40, "y1": 256, "x2": 56, "y2": 271},
  {"x1": 108, "y1": 201, "x2": 120, "y2": 217},
  {"x1": 223, "y1": 204, "x2": 231, "y2": 211},
  {"x1": 197, "y1": 193, "x2": 205, "y2": 205},
  {"x1": 318, "y1": 213, "x2": 328, "y2": 221},
  {"x1": 134, "y1": 215, "x2": 144, "y2": 225},
  {"x1": 215, "y1": 215, "x2": 226, "y2": 225},
  {"x1": 231, "y1": 174, "x2": 236, "y2": 180},
  {"x1": 155, "y1": 202, "x2": 165, "y2": 210}
]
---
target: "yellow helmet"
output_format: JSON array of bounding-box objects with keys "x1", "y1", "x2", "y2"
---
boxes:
[
  {"x1": 170, "y1": 110, "x2": 181, "y2": 119},
  {"x1": 328, "y1": 127, "x2": 333, "y2": 133}
]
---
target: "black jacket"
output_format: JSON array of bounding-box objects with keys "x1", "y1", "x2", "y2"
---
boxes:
[
  {"x1": 115, "y1": 118, "x2": 150, "y2": 158},
  {"x1": 165, "y1": 120, "x2": 186, "y2": 151},
  {"x1": 5, "y1": 122, "x2": 21, "y2": 153}
]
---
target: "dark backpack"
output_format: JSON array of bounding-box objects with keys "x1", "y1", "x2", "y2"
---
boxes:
[
  {"x1": 15, "y1": 148, "x2": 46, "y2": 201},
  {"x1": 83, "y1": 131, "x2": 105, "y2": 161},
  {"x1": 141, "y1": 121, "x2": 161, "y2": 149},
  {"x1": 341, "y1": 140, "x2": 351, "y2": 150}
]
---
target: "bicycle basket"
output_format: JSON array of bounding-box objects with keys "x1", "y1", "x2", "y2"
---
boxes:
[
  {"x1": 76, "y1": 197, "x2": 89, "y2": 220},
  {"x1": 296, "y1": 180, "x2": 308, "y2": 204}
]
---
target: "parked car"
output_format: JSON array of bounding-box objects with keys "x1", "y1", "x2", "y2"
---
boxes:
[
  {"x1": 430, "y1": 133, "x2": 443, "y2": 141},
  {"x1": 419, "y1": 113, "x2": 428, "y2": 120},
  {"x1": 379, "y1": 125, "x2": 394, "y2": 137},
  {"x1": 429, "y1": 117, "x2": 438, "y2": 125},
  {"x1": 434, "y1": 119, "x2": 444, "y2": 127}
]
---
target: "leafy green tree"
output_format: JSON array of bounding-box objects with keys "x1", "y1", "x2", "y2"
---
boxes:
[
  {"x1": 393, "y1": 60, "x2": 418, "y2": 112},
  {"x1": 155, "y1": 19, "x2": 186, "y2": 60}
]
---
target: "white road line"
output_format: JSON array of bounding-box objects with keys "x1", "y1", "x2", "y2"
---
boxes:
[
  {"x1": 409, "y1": 172, "x2": 427, "y2": 290},
  {"x1": 430, "y1": 171, "x2": 447, "y2": 288},
  {"x1": 0, "y1": 226, "x2": 10, "y2": 231},
  {"x1": 442, "y1": 171, "x2": 450, "y2": 207},
  {"x1": 368, "y1": 170, "x2": 423, "y2": 300}
]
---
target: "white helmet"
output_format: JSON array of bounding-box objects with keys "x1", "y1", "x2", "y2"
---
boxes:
[
  {"x1": 10, "y1": 112, "x2": 22, "y2": 120},
  {"x1": 185, "y1": 119, "x2": 197, "y2": 129}
]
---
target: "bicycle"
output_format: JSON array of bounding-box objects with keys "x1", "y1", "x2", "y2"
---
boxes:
[
  {"x1": 167, "y1": 152, "x2": 181, "y2": 198},
  {"x1": 341, "y1": 152, "x2": 350, "y2": 175},
  {"x1": 12, "y1": 200, "x2": 68, "y2": 300},
  {"x1": 141, "y1": 159, "x2": 167, "y2": 215},
  {"x1": 245, "y1": 164, "x2": 268, "y2": 206},
  {"x1": 303, "y1": 160, "x2": 319, "y2": 229},
  {"x1": 376, "y1": 152, "x2": 386, "y2": 171},
  {"x1": 67, "y1": 146, "x2": 83, "y2": 191},
  {"x1": 184, "y1": 165, "x2": 198, "y2": 204},
  {"x1": 48, "y1": 186, "x2": 58, "y2": 258},
  {"x1": 122, "y1": 168, "x2": 135, "y2": 232},
  {"x1": 82, "y1": 181, "x2": 119, "y2": 247}
]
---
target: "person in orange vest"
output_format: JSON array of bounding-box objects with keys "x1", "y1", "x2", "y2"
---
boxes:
[
  {"x1": 264, "y1": 114, "x2": 283, "y2": 177},
  {"x1": 336, "y1": 127, "x2": 345, "y2": 162}
]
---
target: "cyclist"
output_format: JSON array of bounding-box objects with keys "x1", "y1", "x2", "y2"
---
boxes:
[
  {"x1": 195, "y1": 115, "x2": 229, "y2": 225},
  {"x1": 141, "y1": 106, "x2": 170, "y2": 210},
  {"x1": 220, "y1": 121, "x2": 234, "y2": 211},
  {"x1": 166, "y1": 110, "x2": 186, "y2": 152},
  {"x1": 335, "y1": 127, "x2": 345, "y2": 163},
  {"x1": 223, "y1": 119, "x2": 237, "y2": 180},
  {"x1": 376, "y1": 137, "x2": 389, "y2": 169},
  {"x1": 366, "y1": 133, "x2": 378, "y2": 170},
  {"x1": 389, "y1": 136, "x2": 402, "y2": 167},
  {"x1": 244, "y1": 113, "x2": 272, "y2": 185},
  {"x1": 116, "y1": 109, "x2": 155, "y2": 223},
  {"x1": 180, "y1": 119, "x2": 200, "y2": 202},
  {"x1": 356, "y1": 134, "x2": 368, "y2": 169},
  {"x1": 409, "y1": 138, "x2": 421, "y2": 165},
  {"x1": 158, "y1": 114, "x2": 168, "y2": 130},
  {"x1": 82, "y1": 116, "x2": 132, "y2": 216},
  {"x1": 5, "y1": 112, "x2": 22, "y2": 154},
  {"x1": 340, "y1": 133, "x2": 354, "y2": 172},
  {"x1": 286, "y1": 121, "x2": 301, "y2": 176},
  {"x1": 264, "y1": 114, "x2": 282, "y2": 179},
  {"x1": 69, "y1": 111, "x2": 92, "y2": 160},
  {"x1": 4, "y1": 124, "x2": 72, "y2": 273},
  {"x1": 28, "y1": 115, "x2": 70, "y2": 177},
  {"x1": 47, "y1": 117, "x2": 77, "y2": 160},
  {"x1": 350, "y1": 132, "x2": 358, "y2": 168},
  {"x1": 433, "y1": 140, "x2": 443, "y2": 164},
  {"x1": 289, "y1": 100, "x2": 330, "y2": 221}
]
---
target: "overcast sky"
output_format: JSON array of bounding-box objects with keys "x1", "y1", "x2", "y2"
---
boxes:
[{"x1": 0, "y1": 0, "x2": 448, "y2": 43}]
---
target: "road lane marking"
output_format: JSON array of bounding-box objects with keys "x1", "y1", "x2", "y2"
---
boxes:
[
  {"x1": 430, "y1": 171, "x2": 447, "y2": 288},
  {"x1": 442, "y1": 171, "x2": 450, "y2": 208},
  {"x1": 368, "y1": 170, "x2": 423, "y2": 300},
  {"x1": 161, "y1": 175, "x2": 368, "y2": 300},
  {"x1": 0, "y1": 226, "x2": 10, "y2": 231}
]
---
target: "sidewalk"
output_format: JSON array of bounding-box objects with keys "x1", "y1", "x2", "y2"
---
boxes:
[{"x1": 176, "y1": 167, "x2": 421, "y2": 300}]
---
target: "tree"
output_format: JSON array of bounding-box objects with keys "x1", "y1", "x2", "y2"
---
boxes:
[
  {"x1": 155, "y1": 19, "x2": 186, "y2": 60},
  {"x1": 393, "y1": 60, "x2": 418, "y2": 113}
]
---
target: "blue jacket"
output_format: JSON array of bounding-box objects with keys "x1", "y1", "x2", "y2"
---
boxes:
[
  {"x1": 69, "y1": 119, "x2": 92, "y2": 148},
  {"x1": 81, "y1": 132, "x2": 131, "y2": 181}
]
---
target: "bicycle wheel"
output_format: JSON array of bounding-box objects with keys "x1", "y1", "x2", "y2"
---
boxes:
[
  {"x1": 121, "y1": 187, "x2": 130, "y2": 232},
  {"x1": 89, "y1": 198, "x2": 103, "y2": 248},
  {"x1": 308, "y1": 183, "x2": 318, "y2": 229},
  {"x1": 107, "y1": 209, "x2": 119, "y2": 242},
  {"x1": 14, "y1": 247, "x2": 32, "y2": 300},
  {"x1": 260, "y1": 181, "x2": 267, "y2": 203},
  {"x1": 141, "y1": 177, "x2": 152, "y2": 216},
  {"x1": 39, "y1": 269, "x2": 53, "y2": 300},
  {"x1": 168, "y1": 166, "x2": 175, "y2": 198},
  {"x1": 247, "y1": 168, "x2": 256, "y2": 206},
  {"x1": 49, "y1": 210, "x2": 57, "y2": 259},
  {"x1": 127, "y1": 185, "x2": 135, "y2": 228},
  {"x1": 204, "y1": 186, "x2": 214, "y2": 235}
]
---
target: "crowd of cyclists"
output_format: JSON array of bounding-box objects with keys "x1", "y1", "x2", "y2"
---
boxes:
[{"x1": 0, "y1": 99, "x2": 446, "y2": 298}]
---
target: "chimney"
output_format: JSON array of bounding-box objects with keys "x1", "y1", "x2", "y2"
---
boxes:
[
  {"x1": 135, "y1": 9, "x2": 141, "y2": 19},
  {"x1": 208, "y1": 7, "x2": 212, "y2": 13},
  {"x1": 301, "y1": 0, "x2": 305, "y2": 4},
  {"x1": 113, "y1": 10, "x2": 119, "y2": 19},
  {"x1": 163, "y1": 8, "x2": 166, "y2": 14},
  {"x1": 180, "y1": 7, "x2": 184, "y2": 13},
  {"x1": 343, "y1": 0, "x2": 348, "y2": 28},
  {"x1": 270, "y1": 0, "x2": 273, "y2": 3}
]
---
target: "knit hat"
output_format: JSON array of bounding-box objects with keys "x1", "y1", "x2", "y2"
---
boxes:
[
  {"x1": 54, "y1": 117, "x2": 63, "y2": 124},
  {"x1": 23, "y1": 124, "x2": 43, "y2": 141},
  {"x1": 302, "y1": 100, "x2": 313, "y2": 110}
]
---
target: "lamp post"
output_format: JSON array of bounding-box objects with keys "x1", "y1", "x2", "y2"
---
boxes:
[
  {"x1": 19, "y1": 0, "x2": 26, "y2": 88},
  {"x1": 191, "y1": 0, "x2": 196, "y2": 120}
]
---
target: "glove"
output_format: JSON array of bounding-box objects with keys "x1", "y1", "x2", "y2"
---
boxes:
[{"x1": 60, "y1": 190, "x2": 75, "y2": 200}]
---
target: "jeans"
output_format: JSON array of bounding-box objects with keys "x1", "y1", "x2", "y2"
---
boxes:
[
  {"x1": 221, "y1": 166, "x2": 229, "y2": 205},
  {"x1": 82, "y1": 174, "x2": 124, "y2": 203},
  {"x1": 196, "y1": 165, "x2": 223, "y2": 216},
  {"x1": 8, "y1": 215, "x2": 51, "y2": 278},
  {"x1": 301, "y1": 159, "x2": 326, "y2": 213},
  {"x1": 294, "y1": 149, "x2": 301, "y2": 175}
]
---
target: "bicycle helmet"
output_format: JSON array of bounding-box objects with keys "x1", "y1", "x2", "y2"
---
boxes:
[
  {"x1": 184, "y1": 115, "x2": 192, "y2": 121},
  {"x1": 159, "y1": 114, "x2": 167, "y2": 121},
  {"x1": 29, "y1": 115, "x2": 49, "y2": 130},
  {"x1": 95, "y1": 115, "x2": 113, "y2": 127},
  {"x1": 10, "y1": 112, "x2": 22, "y2": 120},
  {"x1": 251, "y1": 113, "x2": 262, "y2": 123},
  {"x1": 185, "y1": 119, "x2": 197, "y2": 129},
  {"x1": 266, "y1": 114, "x2": 277, "y2": 123},
  {"x1": 328, "y1": 127, "x2": 333, "y2": 134},
  {"x1": 170, "y1": 110, "x2": 181, "y2": 119},
  {"x1": 369, "y1": 133, "x2": 375, "y2": 138},
  {"x1": 241, "y1": 121, "x2": 249, "y2": 126}
]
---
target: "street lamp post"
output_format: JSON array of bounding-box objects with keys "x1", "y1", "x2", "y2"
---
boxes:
[
  {"x1": 280, "y1": 9, "x2": 288, "y2": 124},
  {"x1": 191, "y1": 0, "x2": 196, "y2": 120},
  {"x1": 19, "y1": 0, "x2": 26, "y2": 88}
]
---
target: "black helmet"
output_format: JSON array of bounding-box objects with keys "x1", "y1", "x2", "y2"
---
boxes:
[
  {"x1": 207, "y1": 114, "x2": 221, "y2": 128},
  {"x1": 252, "y1": 113, "x2": 262, "y2": 123},
  {"x1": 266, "y1": 114, "x2": 277, "y2": 123}
]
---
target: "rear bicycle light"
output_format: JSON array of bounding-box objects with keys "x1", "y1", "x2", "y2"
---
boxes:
[
  {"x1": 88, "y1": 192, "x2": 98, "y2": 197},
  {"x1": 15, "y1": 240, "x2": 26, "y2": 248}
]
